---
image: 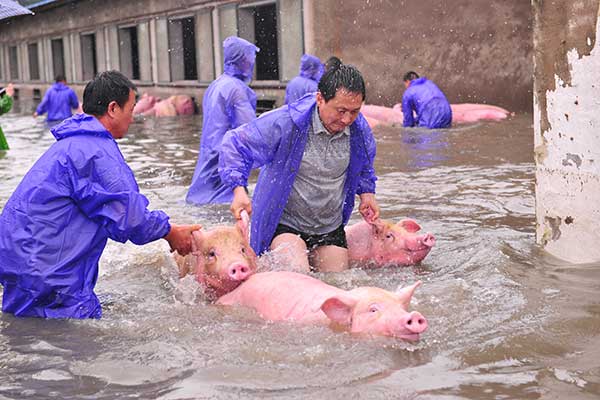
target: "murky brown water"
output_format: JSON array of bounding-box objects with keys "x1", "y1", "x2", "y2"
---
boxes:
[{"x1": 1, "y1": 101, "x2": 599, "y2": 399}]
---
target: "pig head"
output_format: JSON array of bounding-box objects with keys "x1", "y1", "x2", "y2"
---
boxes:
[
  {"x1": 217, "y1": 271, "x2": 428, "y2": 341},
  {"x1": 346, "y1": 218, "x2": 435, "y2": 267},
  {"x1": 175, "y1": 212, "x2": 257, "y2": 299}
]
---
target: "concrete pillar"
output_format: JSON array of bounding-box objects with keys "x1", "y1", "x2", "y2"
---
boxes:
[
  {"x1": 95, "y1": 28, "x2": 107, "y2": 73},
  {"x1": 62, "y1": 34, "x2": 73, "y2": 83},
  {"x1": 196, "y1": 9, "x2": 214, "y2": 82},
  {"x1": 279, "y1": 0, "x2": 304, "y2": 82},
  {"x1": 106, "y1": 26, "x2": 119, "y2": 71},
  {"x1": 533, "y1": 0, "x2": 600, "y2": 263},
  {"x1": 155, "y1": 18, "x2": 171, "y2": 83},
  {"x1": 0, "y1": 45, "x2": 5, "y2": 82},
  {"x1": 302, "y1": 0, "x2": 314, "y2": 55},
  {"x1": 138, "y1": 22, "x2": 152, "y2": 82}
]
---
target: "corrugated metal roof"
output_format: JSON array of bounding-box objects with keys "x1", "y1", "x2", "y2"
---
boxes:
[{"x1": 18, "y1": 0, "x2": 62, "y2": 9}]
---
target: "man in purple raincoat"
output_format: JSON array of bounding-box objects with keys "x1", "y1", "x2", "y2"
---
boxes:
[
  {"x1": 402, "y1": 71, "x2": 452, "y2": 129},
  {"x1": 219, "y1": 64, "x2": 380, "y2": 273},
  {"x1": 186, "y1": 36, "x2": 259, "y2": 205},
  {"x1": 284, "y1": 54, "x2": 324, "y2": 104},
  {"x1": 33, "y1": 75, "x2": 80, "y2": 122},
  {"x1": 0, "y1": 71, "x2": 200, "y2": 319}
]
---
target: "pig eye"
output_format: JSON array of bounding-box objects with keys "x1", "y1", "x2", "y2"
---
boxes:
[
  {"x1": 368, "y1": 304, "x2": 380, "y2": 313},
  {"x1": 241, "y1": 247, "x2": 246, "y2": 254},
  {"x1": 385, "y1": 233, "x2": 394, "y2": 240},
  {"x1": 207, "y1": 250, "x2": 216, "y2": 258}
]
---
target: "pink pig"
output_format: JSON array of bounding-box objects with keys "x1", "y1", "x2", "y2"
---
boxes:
[
  {"x1": 133, "y1": 93, "x2": 158, "y2": 115},
  {"x1": 346, "y1": 218, "x2": 435, "y2": 267},
  {"x1": 168, "y1": 95, "x2": 195, "y2": 116},
  {"x1": 174, "y1": 212, "x2": 257, "y2": 299},
  {"x1": 217, "y1": 271, "x2": 428, "y2": 341}
]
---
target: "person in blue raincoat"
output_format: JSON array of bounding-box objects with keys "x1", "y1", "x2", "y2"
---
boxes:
[
  {"x1": 284, "y1": 54, "x2": 324, "y2": 104},
  {"x1": 401, "y1": 71, "x2": 452, "y2": 129},
  {"x1": 33, "y1": 75, "x2": 80, "y2": 122},
  {"x1": 0, "y1": 71, "x2": 201, "y2": 319},
  {"x1": 186, "y1": 36, "x2": 259, "y2": 205},
  {"x1": 219, "y1": 64, "x2": 380, "y2": 273}
]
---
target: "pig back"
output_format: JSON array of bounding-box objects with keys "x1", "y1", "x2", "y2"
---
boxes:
[{"x1": 216, "y1": 271, "x2": 344, "y2": 324}]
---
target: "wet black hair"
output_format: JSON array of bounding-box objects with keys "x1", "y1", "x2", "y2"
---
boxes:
[
  {"x1": 318, "y1": 63, "x2": 366, "y2": 102},
  {"x1": 54, "y1": 74, "x2": 66, "y2": 83},
  {"x1": 82, "y1": 70, "x2": 137, "y2": 116},
  {"x1": 403, "y1": 71, "x2": 420, "y2": 82},
  {"x1": 324, "y1": 56, "x2": 342, "y2": 72}
]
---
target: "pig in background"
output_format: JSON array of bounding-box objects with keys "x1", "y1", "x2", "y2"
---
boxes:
[
  {"x1": 346, "y1": 218, "x2": 435, "y2": 268},
  {"x1": 217, "y1": 271, "x2": 428, "y2": 341},
  {"x1": 362, "y1": 103, "x2": 511, "y2": 128},
  {"x1": 133, "y1": 93, "x2": 197, "y2": 117}
]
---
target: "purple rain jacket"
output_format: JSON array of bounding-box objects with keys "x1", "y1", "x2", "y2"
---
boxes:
[
  {"x1": 186, "y1": 37, "x2": 259, "y2": 205},
  {"x1": 0, "y1": 114, "x2": 170, "y2": 319},
  {"x1": 35, "y1": 82, "x2": 79, "y2": 122},
  {"x1": 219, "y1": 94, "x2": 377, "y2": 256},
  {"x1": 402, "y1": 77, "x2": 452, "y2": 129},
  {"x1": 284, "y1": 54, "x2": 324, "y2": 104}
]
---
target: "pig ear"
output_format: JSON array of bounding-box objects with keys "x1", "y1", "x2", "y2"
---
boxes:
[
  {"x1": 395, "y1": 281, "x2": 422, "y2": 309},
  {"x1": 370, "y1": 218, "x2": 388, "y2": 238},
  {"x1": 191, "y1": 229, "x2": 205, "y2": 254},
  {"x1": 236, "y1": 210, "x2": 251, "y2": 241},
  {"x1": 397, "y1": 219, "x2": 421, "y2": 233},
  {"x1": 320, "y1": 295, "x2": 357, "y2": 326}
]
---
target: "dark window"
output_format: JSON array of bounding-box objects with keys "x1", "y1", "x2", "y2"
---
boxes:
[
  {"x1": 169, "y1": 17, "x2": 198, "y2": 81},
  {"x1": 28, "y1": 43, "x2": 40, "y2": 80},
  {"x1": 51, "y1": 39, "x2": 66, "y2": 80},
  {"x1": 9, "y1": 46, "x2": 19, "y2": 80},
  {"x1": 238, "y1": 3, "x2": 279, "y2": 81},
  {"x1": 81, "y1": 33, "x2": 97, "y2": 81},
  {"x1": 254, "y1": 4, "x2": 278, "y2": 81},
  {"x1": 118, "y1": 26, "x2": 140, "y2": 80}
]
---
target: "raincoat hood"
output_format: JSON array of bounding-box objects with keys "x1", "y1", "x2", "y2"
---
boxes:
[
  {"x1": 51, "y1": 113, "x2": 113, "y2": 141},
  {"x1": 223, "y1": 36, "x2": 260, "y2": 84},
  {"x1": 298, "y1": 54, "x2": 324, "y2": 81},
  {"x1": 52, "y1": 82, "x2": 70, "y2": 91}
]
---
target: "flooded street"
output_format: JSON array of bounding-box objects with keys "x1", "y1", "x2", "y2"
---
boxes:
[{"x1": 1, "y1": 102, "x2": 599, "y2": 399}]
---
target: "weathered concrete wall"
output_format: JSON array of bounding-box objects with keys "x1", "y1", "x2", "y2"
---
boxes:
[
  {"x1": 533, "y1": 0, "x2": 600, "y2": 263},
  {"x1": 309, "y1": 0, "x2": 533, "y2": 111}
]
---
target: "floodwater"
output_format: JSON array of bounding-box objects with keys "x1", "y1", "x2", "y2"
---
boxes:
[{"x1": 1, "y1": 101, "x2": 599, "y2": 400}]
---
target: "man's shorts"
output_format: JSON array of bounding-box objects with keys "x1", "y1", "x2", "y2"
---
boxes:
[{"x1": 272, "y1": 224, "x2": 348, "y2": 250}]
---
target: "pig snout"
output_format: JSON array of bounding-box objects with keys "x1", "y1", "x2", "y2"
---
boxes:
[
  {"x1": 420, "y1": 233, "x2": 435, "y2": 248},
  {"x1": 400, "y1": 311, "x2": 428, "y2": 335},
  {"x1": 227, "y1": 262, "x2": 252, "y2": 281}
]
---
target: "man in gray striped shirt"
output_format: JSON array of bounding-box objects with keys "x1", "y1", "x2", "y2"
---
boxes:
[{"x1": 222, "y1": 64, "x2": 379, "y2": 272}]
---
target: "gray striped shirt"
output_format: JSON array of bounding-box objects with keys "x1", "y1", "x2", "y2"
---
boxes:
[{"x1": 279, "y1": 107, "x2": 350, "y2": 234}]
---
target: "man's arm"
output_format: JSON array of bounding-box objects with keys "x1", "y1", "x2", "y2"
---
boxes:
[
  {"x1": 402, "y1": 93, "x2": 415, "y2": 127},
  {"x1": 69, "y1": 89, "x2": 79, "y2": 110},
  {"x1": 35, "y1": 90, "x2": 51, "y2": 116},
  {"x1": 355, "y1": 116, "x2": 380, "y2": 222}
]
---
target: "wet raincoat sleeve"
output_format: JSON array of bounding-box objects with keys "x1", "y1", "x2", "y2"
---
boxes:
[
  {"x1": 0, "y1": 94, "x2": 12, "y2": 114},
  {"x1": 228, "y1": 88, "x2": 256, "y2": 129},
  {"x1": 402, "y1": 92, "x2": 416, "y2": 127},
  {"x1": 35, "y1": 90, "x2": 51, "y2": 115},
  {"x1": 0, "y1": 95, "x2": 13, "y2": 150},
  {"x1": 69, "y1": 89, "x2": 79, "y2": 110},
  {"x1": 356, "y1": 117, "x2": 378, "y2": 195},
  {"x1": 219, "y1": 114, "x2": 283, "y2": 189},
  {"x1": 70, "y1": 154, "x2": 171, "y2": 245}
]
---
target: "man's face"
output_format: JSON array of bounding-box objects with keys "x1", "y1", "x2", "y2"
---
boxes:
[
  {"x1": 316, "y1": 89, "x2": 363, "y2": 134},
  {"x1": 110, "y1": 90, "x2": 136, "y2": 139}
]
